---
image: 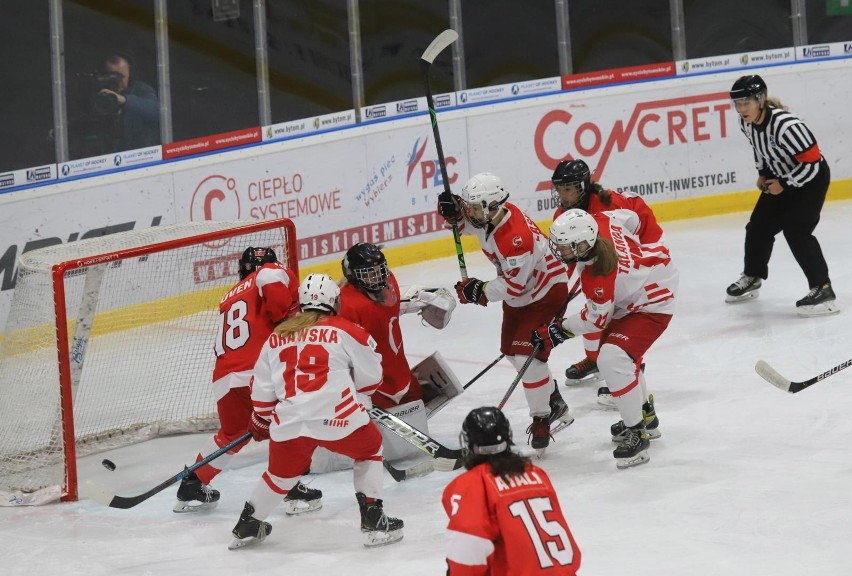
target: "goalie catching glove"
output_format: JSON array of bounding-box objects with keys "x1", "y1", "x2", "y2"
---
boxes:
[
  {"x1": 400, "y1": 286, "x2": 457, "y2": 329},
  {"x1": 531, "y1": 319, "x2": 575, "y2": 352},
  {"x1": 249, "y1": 412, "x2": 271, "y2": 441},
  {"x1": 455, "y1": 278, "x2": 488, "y2": 306}
]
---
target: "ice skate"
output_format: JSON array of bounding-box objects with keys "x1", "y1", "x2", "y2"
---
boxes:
[
  {"x1": 613, "y1": 423, "x2": 650, "y2": 469},
  {"x1": 597, "y1": 386, "x2": 616, "y2": 408},
  {"x1": 796, "y1": 283, "x2": 840, "y2": 317},
  {"x1": 283, "y1": 481, "x2": 323, "y2": 515},
  {"x1": 548, "y1": 384, "x2": 574, "y2": 434},
  {"x1": 612, "y1": 395, "x2": 661, "y2": 441},
  {"x1": 356, "y1": 492, "x2": 404, "y2": 547},
  {"x1": 726, "y1": 274, "x2": 761, "y2": 303},
  {"x1": 173, "y1": 470, "x2": 220, "y2": 513},
  {"x1": 526, "y1": 416, "x2": 552, "y2": 454},
  {"x1": 564, "y1": 358, "x2": 603, "y2": 385},
  {"x1": 229, "y1": 502, "x2": 272, "y2": 550}
]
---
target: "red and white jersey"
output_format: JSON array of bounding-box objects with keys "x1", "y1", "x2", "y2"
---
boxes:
[
  {"x1": 459, "y1": 202, "x2": 567, "y2": 307},
  {"x1": 564, "y1": 210, "x2": 678, "y2": 337},
  {"x1": 211, "y1": 263, "x2": 299, "y2": 398},
  {"x1": 250, "y1": 315, "x2": 383, "y2": 442},
  {"x1": 339, "y1": 272, "x2": 416, "y2": 405},
  {"x1": 554, "y1": 188, "x2": 663, "y2": 244},
  {"x1": 443, "y1": 462, "x2": 581, "y2": 576}
]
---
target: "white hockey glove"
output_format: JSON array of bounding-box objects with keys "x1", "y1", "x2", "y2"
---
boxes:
[{"x1": 399, "y1": 286, "x2": 456, "y2": 329}]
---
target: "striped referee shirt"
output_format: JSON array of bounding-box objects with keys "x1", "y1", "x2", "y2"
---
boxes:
[{"x1": 738, "y1": 106, "x2": 824, "y2": 188}]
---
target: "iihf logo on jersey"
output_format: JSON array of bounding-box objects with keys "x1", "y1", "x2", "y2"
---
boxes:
[
  {"x1": 769, "y1": 136, "x2": 778, "y2": 148},
  {"x1": 323, "y1": 418, "x2": 349, "y2": 428}
]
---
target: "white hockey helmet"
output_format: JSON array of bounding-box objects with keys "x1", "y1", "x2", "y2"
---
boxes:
[
  {"x1": 460, "y1": 172, "x2": 509, "y2": 228},
  {"x1": 299, "y1": 273, "x2": 340, "y2": 314},
  {"x1": 549, "y1": 208, "x2": 599, "y2": 263}
]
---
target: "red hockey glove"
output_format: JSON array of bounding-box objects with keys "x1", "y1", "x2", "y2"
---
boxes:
[
  {"x1": 437, "y1": 191, "x2": 462, "y2": 223},
  {"x1": 249, "y1": 412, "x2": 271, "y2": 442},
  {"x1": 455, "y1": 278, "x2": 488, "y2": 306},
  {"x1": 531, "y1": 320, "x2": 574, "y2": 352}
]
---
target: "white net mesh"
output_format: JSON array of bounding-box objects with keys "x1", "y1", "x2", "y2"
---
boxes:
[{"x1": 0, "y1": 219, "x2": 295, "y2": 505}]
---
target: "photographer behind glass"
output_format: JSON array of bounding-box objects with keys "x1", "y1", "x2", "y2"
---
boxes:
[{"x1": 82, "y1": 52, "x2": 159, "y2": 153}]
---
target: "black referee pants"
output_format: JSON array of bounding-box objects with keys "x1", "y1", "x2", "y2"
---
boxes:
[{"x1": 742, "y1": 159, "x2": 831, "y2": 289}]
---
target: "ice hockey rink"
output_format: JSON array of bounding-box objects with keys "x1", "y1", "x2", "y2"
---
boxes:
[{"x1": 3, "y1": 200, "x2": 852, "y2": 576}]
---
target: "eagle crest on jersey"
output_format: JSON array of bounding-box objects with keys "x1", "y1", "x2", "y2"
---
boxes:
[{"x1": 239, "y1": 247, "x2": 277, "y2": 280}]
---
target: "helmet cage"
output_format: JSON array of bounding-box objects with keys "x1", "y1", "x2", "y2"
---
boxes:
[
  {"x1": 549, "y1": 209, "x2": 598, "y2": 263},
  {"x1": 551, "y1": 160, "x2": 591, "y2": 210},
  {"x1": 351, "y1": 262, "x2": 390, "y2": 293}
]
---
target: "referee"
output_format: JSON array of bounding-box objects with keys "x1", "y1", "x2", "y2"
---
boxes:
[{"x1": 724, "y1": 75, "x2": 838, "y2": 316}]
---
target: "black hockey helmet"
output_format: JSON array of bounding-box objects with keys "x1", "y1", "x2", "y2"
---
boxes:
[
  {"x1": 460, "y1": 406, "x2": 512, "y2": 456},
  {"x1": 730, "y1": 75, "x2": 767, "y2": 101},
  {"x1": 341, "y1": 243, "x2": 389, "y2": 293},
  {"x1": 239, "y1": 246, "x2": 277, "y2": 280},
  {"x1": 551, "y1": 159, "x2": 591, "y2": 210}
]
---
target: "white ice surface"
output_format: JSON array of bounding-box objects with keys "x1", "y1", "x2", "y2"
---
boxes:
[{"x1": 3, "y1": 202, "x2": 852, "y2": 576}]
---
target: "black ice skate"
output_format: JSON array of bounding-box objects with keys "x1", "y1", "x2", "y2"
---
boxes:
[
  {"x1": 612, "y1": 394, "x2": 661, "y2": 441},
  {"x1": 548, "y1": 384, "x2": 574, "y2": 434},
  {"x1": 613, "y1": 423, "x2": 650, "y2": 469},
  {"x1": 564, "y1": 358, "x2": 602, "y2": 385},
  {"x1": 526, "y1": 416, "x2": 552, "y2": 452},
  {"x1": 283, "y1": 481, "x2": 323, "y2": 515},
  {"x1": 228, "y1": 502, "x2": 272, "y2": 550},
  {"x1": 726, "y1": 274, "x2": 761, "y2": 303},
  {"x1": 795, "y1": 283, "x2": 840, "y2": 317},
  {"x1": 173, "y1": 470, "x2": 220, "y2": 513},
  {"x1": 597, "y1": 363, "x2": 644, "y2": 408},
  {"x1": 356, "y1": 492, "x2": 404, "y2": 547}
]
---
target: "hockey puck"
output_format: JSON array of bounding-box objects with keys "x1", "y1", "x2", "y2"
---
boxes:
[{"x1": 101, "y1": 459, "x2": 116, "y2": 471}]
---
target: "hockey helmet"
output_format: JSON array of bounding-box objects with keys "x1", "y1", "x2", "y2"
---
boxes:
[
  {"x1": 298, "y1": 273, "x2": 340, "y2": 314},
  {"x1": 460, "y1": 406, "x2": 512, "y2": 456},
  {"x1": 549, "y1": 208, "x2": 599, "y2": 263},
  {"x1": 342, "y1": 243, "x2": 389, "y2": 294},
  {"x1": 551, "y1": 159, "x2": 592, "y2": 210},
  {"x1": 239, "y1": 246, "x2": 277, "y2": 280},
  {"x1": 460, "y1": 172, "x2": 509, "y2": 228},
  {"x1": 730, "y1": 75, "x2": 767, "y2": 101}
]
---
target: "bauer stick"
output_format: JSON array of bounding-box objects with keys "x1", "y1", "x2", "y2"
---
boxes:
[
  {"x1": 383, "y1": 459, "x2": 435, "y2": 482},
  {"x1": 755, "y1": 358, "x2": 852, "y2": 394},
  {"x1": 421, "y1": 29, "x2": 467, "y2": 280},
  {"x1": 369, "y1": 405, "x2": 463, "y2": 471},
  {"x1": 81, "y1": 432, "x2": 252, "y2": 509},
  {"x1": 497, "y1": 277, "x2": 582, "y2": 410}
]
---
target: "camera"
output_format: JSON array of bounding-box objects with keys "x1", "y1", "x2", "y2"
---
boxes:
[{"x1": 73, "y1": 71, "x2": 124, "y2": 115}]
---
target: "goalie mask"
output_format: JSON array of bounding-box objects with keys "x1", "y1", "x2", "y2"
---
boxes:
[
  {"x1": 460, "y1": 172, "x2": 509, "y2": 229},
  {"x1": 551, "y1": 159, "x2": 592, "y2": 211},
  {"x1": 239, "y1": 246, "x2": 277, "y2": 280},
  {"x1": 342, "y1": 243, "x2": 390, "y2": 295},
  {"x1": 549, "y1": 208, "x2": 598, "y2": 263},
  {"x1": 299, "y1": 273, "x2": 340, "y2": 314},
  {"x1": 460, "y1": 406, "x2": 512, "y2": 456}
]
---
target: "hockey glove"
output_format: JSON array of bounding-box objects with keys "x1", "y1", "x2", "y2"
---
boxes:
[
  {"x1": 455, "y1": 278, "x2": 488, "y2": 306},
  {"x1": 437, "y1": 191, "x2": 462, "y2": 222},
  {"x1": 531, "y1": 320, "x2": 574, "y2": 352},
  {"x1": 249, "y1": 412, "x2": 271, "y2": 442}
]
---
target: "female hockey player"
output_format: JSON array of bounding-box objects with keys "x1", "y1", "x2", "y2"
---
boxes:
[
  {"x1": 443, "y1": 406, "x2": 581, "y2": 575},
  {"x1": 229, "y1": 273, "x2": 403, "y2": 549},
  {"x1": 533, "y1": 208, "x2": 678, "y2": 468}
]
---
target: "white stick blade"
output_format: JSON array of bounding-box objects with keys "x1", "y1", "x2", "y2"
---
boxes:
[
  {"x1": 421, "y1": 29, "x2": 458, "y2": 63},
  {"x1": 754, "y1": 360, "x2": 792, "y2": 392}
]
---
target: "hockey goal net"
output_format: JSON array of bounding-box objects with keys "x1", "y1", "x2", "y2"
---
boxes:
[{"x1": 0, "y1": 218, "x2": 297, "y2": 506}]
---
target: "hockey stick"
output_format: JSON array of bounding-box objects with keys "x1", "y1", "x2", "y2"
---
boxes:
[
  {"x1": 496, "y1": 277, "x2": 582, "y2": 410},
  {"x1": 369, "y1": 405, "x2": 463, "y2": 471},
  {"x1": 383, "y1": 459, "x2": 435, "y2": 482},
  {"x1": 755, "y1": 358, "x2": 852, "y2": 394},
  {"x1": 421, "y1": 29, "x2": 468, "y2": 280},
  {"x1": 464, "y1": 354, "x2": 505, "y2": 390},
  {"x1": 81, "y1": 432, "x2": 252, "y2": 509}
]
